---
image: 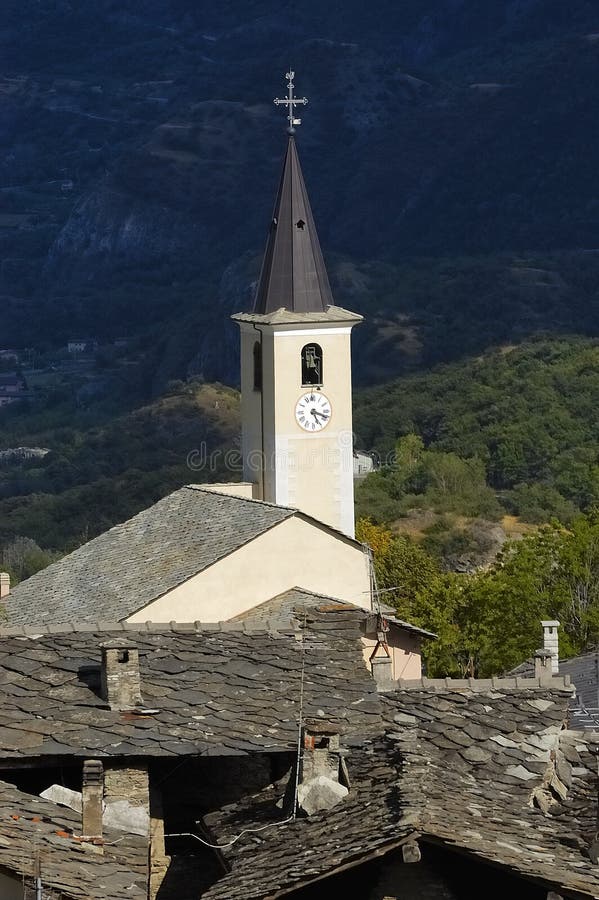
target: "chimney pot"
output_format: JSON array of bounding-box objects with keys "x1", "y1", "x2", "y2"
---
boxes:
[
  {"x1": 371, "y1": 654, "x2": 394, "y2": 691},
  {"x1": 0, "y1": 573, "x2": 10, "y2": 600},
  {"x1": 100, "y1": 639, "x2": 142, "y2": 710},
  {"x1": 541, "y1": 620, "x2": 560, "y2": 675}
]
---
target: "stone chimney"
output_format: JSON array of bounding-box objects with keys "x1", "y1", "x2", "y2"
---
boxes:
[
  {"x1": 534, "y1": 648, "x2": 554, "y2": 684},
  {"x1": 296, "y1": 721, "x2": 349, "y2": 816},
  {"x1": 370, "y1": 652, "x2": 394, "y2": 691},
  {"x1": 365, "y1": 614, "x2": 395, "y2": 691},
  {"x1": 542, "y1": 620, "x2": 560, "y2": 675},
  {"x1": 301, "y1": 722, "x2": 342, "y2": 782},
  {"x1": 101, "y1": 640, "x2": 142, "y2": 710},
  {"x1": 81, "y1": 759, "x2": 104, "y2": 841},
  {"x1": 0, "y1": 573, "x2": 9, "y2": 600}
]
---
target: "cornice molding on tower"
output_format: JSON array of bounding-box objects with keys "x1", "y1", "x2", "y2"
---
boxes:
[{"x1": 232, "y1": 305, "x2": 363, "y2": 327}]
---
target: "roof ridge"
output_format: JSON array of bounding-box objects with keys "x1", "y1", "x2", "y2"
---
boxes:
[
  {"x1": 0, "y1": 616, "x2": 300, "y2": 638},
  {"x1": 395, "y1": 675, "x2": 574, "y2": 692},
  {"x1": 275, "y1": 585, "x2": 358, "y2": 604},
  {"x1": 185, "y1": 483, "x2": 298, "y2": 513}
]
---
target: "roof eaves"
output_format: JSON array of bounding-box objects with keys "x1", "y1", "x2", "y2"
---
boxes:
[
  {"x1": 261, "y1": 831, "x2": 420, "y2": 900},
  {"x1": 186, "y1": 484, "x2": 299, "y2": 515}
]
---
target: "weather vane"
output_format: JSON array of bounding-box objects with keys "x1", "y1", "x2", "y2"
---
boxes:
[{"x1": 274, "y1": 71, "x2": 308, "y2": 134}]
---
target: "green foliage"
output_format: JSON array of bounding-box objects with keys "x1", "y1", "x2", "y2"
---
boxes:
[
  {"x1": 356, "y1": 433, "x2": 500, "y2": 523},
  {"x1": 0, "y1": 382, "x2": 241, "y2": 552},
  {"x1": 0, "y1": 537, "x2": 61, "y2": 586},
  {"x1": 361, "y1": 510, "x2": 599, "y2": 677},
  {"x1": 503, "y1": 483, "x2": 578, "y2": 524},
  {"x1": 355, "y1": 338, "x2": 599, "y2": 523},
  {"x1": 356, "y1": 518, "x2": 441, "y2": 617}
]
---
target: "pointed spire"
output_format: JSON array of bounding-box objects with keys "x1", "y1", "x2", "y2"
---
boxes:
[
  {"x1": 252, "y1": 72, "x2": 334, "y2": 315},
  {"x1": 253, "y1": 136, "x2": 333, "y2": 315}
]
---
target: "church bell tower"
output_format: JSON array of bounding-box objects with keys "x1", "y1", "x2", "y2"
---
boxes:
[{"x1": 232, "y1": 72, "x2": 362, "y2": 538}]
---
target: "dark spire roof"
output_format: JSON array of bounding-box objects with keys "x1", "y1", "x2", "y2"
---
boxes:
[{"x1": 253, "y1": 136, "x2": 334, "y2": 315}]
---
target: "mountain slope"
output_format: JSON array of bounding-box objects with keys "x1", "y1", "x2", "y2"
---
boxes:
[{"x1": 2, "y1": 1, "x2": 599, "y2": 388}]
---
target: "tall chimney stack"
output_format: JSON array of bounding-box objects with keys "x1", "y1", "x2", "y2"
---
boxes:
[
  {"x1": 81, "y1": 759, "x2": 104, "y2": 841},
  {"x1": 542, "y1": 620, "x2": 560, "y2": 675},
  {"x1": 100, "y1": 640, "x2": 142, "y2": 710},
  {"x1": 0, "y1": 573, "x2": 10, "y2": 600}
]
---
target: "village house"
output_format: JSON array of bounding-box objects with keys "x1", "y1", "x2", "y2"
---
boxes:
[
  {"x1": 510, "y1": 621, "x2": 599, "y2": 732},
  {"x1": 0, "y1": 372, "x2": 27, "y2": 408},
  {"x1": 0, "y1": 489, "x2": 431, "y2": 681},
  {"x1": 0, "y1": 602, "x2": 595, "y2": 900},
  {"x1": 353, "y1": 449, "x2": 375, "y2": 477},
  {"x1": 67, "y1": 339, "x2": 98, "y2": 355}
]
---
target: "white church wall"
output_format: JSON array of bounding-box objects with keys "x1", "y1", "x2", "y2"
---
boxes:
[
  {"x1": 271, "y1": 327, "x2": 356, "y2": 538},
  {"x1": 126, "y1": 515, "x2": 371, "y2": 624}
]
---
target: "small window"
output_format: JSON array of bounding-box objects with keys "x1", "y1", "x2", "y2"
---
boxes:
[
  {"x1": 301, "y1": 343, "x2": 323, "y2": 386},
  {"x1": 253, "y1": 341, "x2": 262, "y2": 391},
  {"x1": 117, "y1": 650, "x2": 129, "y2": 664}
]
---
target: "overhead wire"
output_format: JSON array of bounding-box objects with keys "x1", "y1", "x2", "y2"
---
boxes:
[{"x1": 165, "y1": 598, "x2": 309, "y2": 849}]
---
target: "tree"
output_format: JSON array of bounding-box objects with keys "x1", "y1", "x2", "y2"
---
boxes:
[{"x1": 356, "y1": 518, "x2": 441, "y2": 621}]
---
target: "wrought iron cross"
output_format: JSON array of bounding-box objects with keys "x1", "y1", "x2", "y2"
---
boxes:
[{"x1": 274, "y1": 71, "x2": 308, "y2": 134}]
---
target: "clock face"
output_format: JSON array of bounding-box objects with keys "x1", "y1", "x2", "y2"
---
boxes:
[{"x1": 295, "y1": 391, "x2": 332, "y2": 432}]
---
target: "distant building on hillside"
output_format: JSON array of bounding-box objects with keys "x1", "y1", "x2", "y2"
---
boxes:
[
  {"x1": 67, "y1": 338, "x2": 98, "y2": 355},
  {"x1": 0, "y1": 349, "x2": 19, "y2": 364},
  {"x1": 354, "y1": 450, "x2": 375, "y2": 477},
  {"x1": 0, "y1": 373, "x2": 26, "y2": 407}
]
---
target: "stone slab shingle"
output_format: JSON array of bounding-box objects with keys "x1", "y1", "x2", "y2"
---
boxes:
[
  {"x1": 0, "y1": 779, "x2": 147, "y2": 900},
  {"x1": 0, "y1": 608, "x2": 381, "y2": 759},
  {"x1": 3, "y1": 486, "x2": 295, "y2": 628}
]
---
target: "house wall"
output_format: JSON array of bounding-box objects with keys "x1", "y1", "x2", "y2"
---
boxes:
[
  {"x1": 127, "y1": 515, "x2": 372, "y2": 623},
  {"x1": 361, "y1": 629, "x2": 422, "y2": 680}
]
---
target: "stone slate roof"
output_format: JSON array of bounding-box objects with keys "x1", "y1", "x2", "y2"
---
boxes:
[
  {"x1": 0, "y1": 608, "x2": 381, "y2": 760},
  {"x1": 4, "y1": 485, "x2": 295, "y2": 628},
  {"x1": 560, "y1": 652, "x2": 599, "y2": 730},
  {"x1": 510, "y1": 651, "x2": 599, "y2": 730},
  {"x1": 0, "y1": 608, "x2": 597, "y2": 897},
  {"x1": 232, "y1": 586, "x2": 436, "y2": 639},
  {"x1": 0, "y1": 779, "x2": 147, "y2": 899},
  {"x1": 201, "y1": 740, "x2": 416, "y2": 900},
  {"x1": 195, "y1": 682, "x2": 599, "y2": 900},
  {"x1": 386, "y1": 686, "x2": 599, "y2": 898}
]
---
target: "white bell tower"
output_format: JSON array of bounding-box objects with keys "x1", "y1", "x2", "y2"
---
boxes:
[{"x1": 232, "y1": 73, "x2": 362, "y2": 538}]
